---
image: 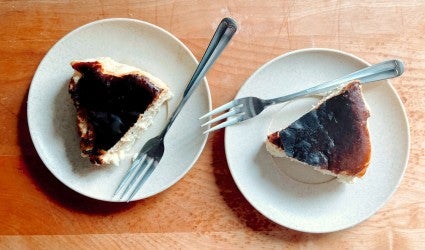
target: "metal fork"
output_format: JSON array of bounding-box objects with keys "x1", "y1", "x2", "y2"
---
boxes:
[
  {"x1": 200, "y1": 59, "x2": 404, "y2": 133},
  {"x1": 113, "y1": 17, "x2": 237, "y2": 202}
]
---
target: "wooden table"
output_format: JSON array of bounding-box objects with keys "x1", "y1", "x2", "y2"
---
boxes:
[{"x1": 1, "y1": 0, "x2": 424, "y2": 248}]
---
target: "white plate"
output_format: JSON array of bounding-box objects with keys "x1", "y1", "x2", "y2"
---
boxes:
[
  {"x1": 225, "y1": 48, "x2": 410, "y2": 233},
  {"x1": 27, "y1": 18, "x2": 211, "y2": 202}
]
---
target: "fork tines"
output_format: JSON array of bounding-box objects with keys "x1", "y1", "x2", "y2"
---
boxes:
[
  {"x1": 113, "y1": 155, "x2": 157, "y2": 202},
  {"x1": 200, "y1": 100, "x2": 244, "y2": 133}
]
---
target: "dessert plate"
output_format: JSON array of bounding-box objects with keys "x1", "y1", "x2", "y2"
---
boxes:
[
  {"x1": 27, "y1": 18, "x2": 211, "y2": 202},
  {"x1": 225, "y1": 48, "x2": 409, "y2": 233}
]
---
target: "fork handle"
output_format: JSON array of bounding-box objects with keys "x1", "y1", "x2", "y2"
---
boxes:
[
  {"x1": 266, "y1": 59, "x2": 404, "y2": 105},
  {"x1": 183, "y1": 18, "x2": 237, "y2": 98},
  {"x1": 160, "y1": 17, "x2": 237, "y2": 136}
]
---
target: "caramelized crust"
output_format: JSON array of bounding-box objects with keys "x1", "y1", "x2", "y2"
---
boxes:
[
  {"x1": 267, "y1": 132, "x2": 281, "y2": 147},
  {"x1": 268, "y1": 82, "x2": 371, "y2": 178},
  {"x1": 69, "y1": 60, "x2": 163, "y2": 164}
]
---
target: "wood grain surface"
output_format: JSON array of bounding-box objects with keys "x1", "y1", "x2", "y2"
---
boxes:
[{"x1": 1, "y1": 0, "x2": 424, "y2": 248}]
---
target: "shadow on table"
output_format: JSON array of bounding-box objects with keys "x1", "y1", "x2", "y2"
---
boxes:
[
  {"x1": 211, "y1": 129, "x2": 324, "y2": 240},
  {"x1": 18, "y1": 90, "x2": 136, "y2": 215}
]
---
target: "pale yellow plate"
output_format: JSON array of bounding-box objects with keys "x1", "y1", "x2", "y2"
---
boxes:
[
  {"x1": 225, "y1": 48, "x2": 410, "y2": 233},
  {"x1": 28, "y1": 18, "x2": 211, "y2": 202}
]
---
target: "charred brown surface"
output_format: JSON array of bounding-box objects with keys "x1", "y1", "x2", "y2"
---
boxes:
[
  {"x1": 69, "y1": 61, "x2": 162, "y2": 162},
  {"x1": 271, "y1": 82, "x2": 371, "y2": 177}
]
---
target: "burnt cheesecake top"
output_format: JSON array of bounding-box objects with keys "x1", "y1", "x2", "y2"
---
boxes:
[
  {"x1": 69, "y1": 61, "x2": 162, "y2": 155},
  {"x1": 268, "y1": 82, "x2": 371, "y2": 177}
]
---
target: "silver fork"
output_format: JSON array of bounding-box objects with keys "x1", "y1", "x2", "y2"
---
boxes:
[
  {"x1": 113, "y1": 17, "x2": 238, "y2": 202},
  {"x1": 200, "y1": 59, "x2": 404, "y2": 133}
]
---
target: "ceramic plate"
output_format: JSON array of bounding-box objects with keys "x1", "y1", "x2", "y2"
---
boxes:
[
  {"x1": 27, "y1": 18, "x2": 211, "y2": 202},
  {"x1": 225, "y1": 48, "x2": 409, "y2": 233}
]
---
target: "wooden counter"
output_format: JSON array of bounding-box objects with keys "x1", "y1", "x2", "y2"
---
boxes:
[{"x1": 1, "y1": 0, "x2": 424, "y2": 248}]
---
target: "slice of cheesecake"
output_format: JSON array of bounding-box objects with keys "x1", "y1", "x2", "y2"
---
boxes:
[
  {"x1": 68, "y1": 57, "x2": 172, "y2": 165},
  {"x1": 266, "y1": 81, "x2": 371, "y2": 183}
]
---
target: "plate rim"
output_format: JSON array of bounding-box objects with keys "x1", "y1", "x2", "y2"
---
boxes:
[
  {"x1": 224, "y1": 47, "x2": 410, "y2": 233},
  {"x1": 27, "y1": 18, "x2": 212, "y2": 202}
]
